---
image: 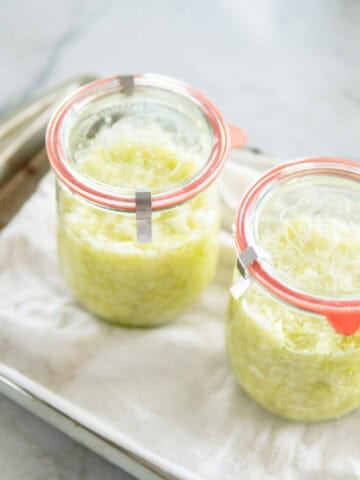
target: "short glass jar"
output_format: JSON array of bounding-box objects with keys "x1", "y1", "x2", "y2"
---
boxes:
[
  {"x1": 47, "y1": 74, "x2": 247, "y2": 327},
  {"x1": 227, "y1": 158, "x2": 360, "y2": 421}
]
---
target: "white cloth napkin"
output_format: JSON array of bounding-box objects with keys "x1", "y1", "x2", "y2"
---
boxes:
[{"x1": 0, "y1": 149, "x2": 359, "y2": 480}]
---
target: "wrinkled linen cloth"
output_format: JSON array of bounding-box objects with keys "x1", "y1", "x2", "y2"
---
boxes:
[{"x1": 0, "y1": 149, "x2": 359, "y2": 480}]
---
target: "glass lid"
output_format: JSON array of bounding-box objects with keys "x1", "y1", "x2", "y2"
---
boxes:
[
  {"x1": 234, "y1": 158, "x2": 360, "y2": 335},
  {"x1": 47, "y1": 75, "x2": 247, "y2": 211},
  {"x1": 253, "y1": 166, "x2": 360, "y2": 300},
  {"x1": 63, "y1": 79, "x2": 214, "y2": 195}
]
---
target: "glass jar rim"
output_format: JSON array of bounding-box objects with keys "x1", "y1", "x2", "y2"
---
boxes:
[
  {"x1": 234, "y1": 157, "x2": 360, "y2": 335},
  {"x1": 46, "y1": 74, "x2": 247, "y2": 211}
]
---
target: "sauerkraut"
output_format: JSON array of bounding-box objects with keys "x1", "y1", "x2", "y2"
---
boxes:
[
  {"x1": 58, "y1": 138, "x2": 220, "y2": 327},
  {"x1": 227, "y1": 216, "x2": 360, "y2": 421}
]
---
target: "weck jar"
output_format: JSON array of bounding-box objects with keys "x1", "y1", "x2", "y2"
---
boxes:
[
  {"x1": 227, "y1": 158, "x2": 360, "y2": 421},
  {"x1": 46, "y1": 74, "x2": 247, "y2": 327}
]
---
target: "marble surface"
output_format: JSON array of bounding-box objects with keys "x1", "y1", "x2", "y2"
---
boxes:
[
  {"x1": 0, "y1": 395, "x2": 133, "y2": 480},
  {"x1": 0, "y1": 1, "x2": 360, "y2": 479}
]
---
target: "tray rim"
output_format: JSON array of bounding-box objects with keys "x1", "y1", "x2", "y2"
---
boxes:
[{"x1": 0, "y1": 366, "x2": 179, "y2": 480}]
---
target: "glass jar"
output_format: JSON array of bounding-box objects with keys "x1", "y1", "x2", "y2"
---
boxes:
[
  {"x1": 46, "y1": 74, "x2": 247, "y2": 327},
  {"x1": 227, "y1": 158, "x2": 360, "y2": 421}
]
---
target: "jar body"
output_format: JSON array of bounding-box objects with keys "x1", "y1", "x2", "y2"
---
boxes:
[
  {"x1": 226, "y1": 271, "x2": 360, "y2": 421},
  {"x1": 57, "y1": 180, "x2": 220, "y2": 326}
]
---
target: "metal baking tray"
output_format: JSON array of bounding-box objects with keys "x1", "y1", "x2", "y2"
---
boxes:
[{"x1": 0, "y1": 366, "x2": 167, "y2": 480}]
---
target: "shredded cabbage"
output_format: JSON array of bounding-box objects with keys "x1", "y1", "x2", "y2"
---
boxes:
[
  {"x1": 259, "y1": 215, "x2": 360, "y2": 297},
  {"x1": 58, "y1": 137, "x2": 219, "y2": 327},
  {"x1": 76, "y1": 129, "x2": 200, "y2": 191},
  {"x1": 227, "y1": 216, "x2": 360, "y2": 421}
]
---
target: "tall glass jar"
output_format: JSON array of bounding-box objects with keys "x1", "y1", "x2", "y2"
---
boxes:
[
  {"x1": 46, "y1": 74, "x2": 247, "y2": 327},
  {"x1": 227, "y1": 158, "x2": 360, "y2": 421}
]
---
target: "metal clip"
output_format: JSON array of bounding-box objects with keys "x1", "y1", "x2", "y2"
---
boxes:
[
  {"x1": 120, "y1": 75, "x2": 134, "y2": 96},
  {"x1": 136, "y1": 189, "x2": 152, "y2": 243},
  {"x1": 230, "y1": 246, "x2": 258, "y2": 300}
]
